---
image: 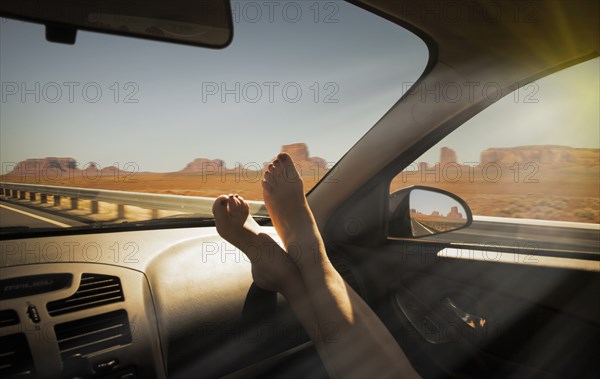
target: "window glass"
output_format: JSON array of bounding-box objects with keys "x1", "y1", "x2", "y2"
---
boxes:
[
  {"x1": 391, "y1": 58, "x2": 600, "y2": 224},
  {"x1": 0, "y1": 1, "x2": 427, "y2": 230}
]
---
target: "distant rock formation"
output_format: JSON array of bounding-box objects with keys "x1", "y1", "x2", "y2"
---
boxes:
[
  {"x1": 179, "y1": 158, "x2": 225, "y2": 173},
  {"x1": 480, "y1": 145, "x2": 600, "y2": 167},
  {"x1": 3, "y1": 157, "x2": 133, "y2": 178},
  {"x1": 419, "y1": 145, "x2": 598, "y2": 169},
  {"x1": 5, "y1": 157, "x2": 80, "y2": 178},
  {"x1": 177, "y1": 143, "x2": 326, "y2": 174},
  {"x1": 439, "y1": 147, "x2": 458, "y2": 166},
  {"x1": 277, "y1": 143, "x2": 328, "y2": 169},
  {"x1": 7, "y1": 157, "x2": 78, "y2": 175},
  {"x1": 447, "y1": 206, "x2": 463, "y2": 219}
]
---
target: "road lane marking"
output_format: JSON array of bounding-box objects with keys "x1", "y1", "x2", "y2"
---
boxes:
[
  {"x1": 412, "y1": 219, "x2": 435, "y2": 234},
  {"x1": 0, "y1": 204, "x2": 71, "y2": 228}
]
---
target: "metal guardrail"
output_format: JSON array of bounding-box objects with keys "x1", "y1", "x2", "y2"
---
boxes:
[
  {"x1": 0, "y1": 182, "x2": 268, "y2": 218},
  {"x1": 3, "y1": 182, "x2": 596, "y2": 231}
]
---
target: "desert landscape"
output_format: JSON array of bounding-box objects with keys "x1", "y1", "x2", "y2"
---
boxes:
[
  {"x1": 391, "y1": 145, "x2": 599, "y2": 223},
  {"x1": 2, "y1": 144, "x2": 599, "y2": 223}
]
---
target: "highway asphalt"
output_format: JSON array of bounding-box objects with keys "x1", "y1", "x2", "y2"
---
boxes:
[{"x1": 0, "y1": 201, "x2": 87, "y2": 229}]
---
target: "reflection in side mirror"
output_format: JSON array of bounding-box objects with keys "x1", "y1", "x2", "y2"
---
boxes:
[
  {"x1": 389, "y1": 186, "x2": 473, "y2": 238},
  {"x1": 409, "y1": 189, "x2": 468, "y2": 237}
]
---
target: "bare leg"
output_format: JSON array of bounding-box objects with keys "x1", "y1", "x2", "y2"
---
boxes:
[
  {"x1": 212, "y1": 194, "x2": 338, "y2": 374},
  {"x1": 263, "y1": 154, "x2": 421, "y2": 379}
]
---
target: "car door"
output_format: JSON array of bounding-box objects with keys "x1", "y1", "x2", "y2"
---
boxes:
[{"x1": 323, "y1": 57, "x2": 599, "y2": 379}]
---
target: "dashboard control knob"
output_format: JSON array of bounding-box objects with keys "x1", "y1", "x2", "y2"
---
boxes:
[
  {"x1": 94, "y1": 358, "x2": 119, "y2": 373},
  {"x1": 26, "y1": 304, "x2": 40, "y2": 323}
]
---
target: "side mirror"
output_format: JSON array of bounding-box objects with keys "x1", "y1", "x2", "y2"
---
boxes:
[{"x1": 388, "y1": 186, "x2": 473, "y2": 238}]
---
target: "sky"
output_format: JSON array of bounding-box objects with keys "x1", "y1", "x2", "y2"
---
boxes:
[
  {"x1": 1, "y1": 0, "x2": 598, "y2": 174},
  {"x1": 0, "y1": 1, "x2": 427, "y2": 173},
  {"x1": 417, "y1": 57, "x2": 600, "y2": 165}
]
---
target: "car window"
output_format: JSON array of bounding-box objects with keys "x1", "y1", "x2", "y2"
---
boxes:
[
  {"x1": 391, "y1": 57, "x2": 599, "y2": 227},
  {"x1": 0, "y1": 1, "x2": 427, "y2": 232}
]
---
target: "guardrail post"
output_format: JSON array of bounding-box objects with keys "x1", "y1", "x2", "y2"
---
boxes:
[
  {"x1": 91, "y1": 201, "x2": 99, "y2": 214},
  {"x1": 71, "y1": 198, "x2": 78, "y2": 210},
  {"x1": 117, "y1": 204, "x2": 125, "y2": 219},
  {"x1": 19, "y1": 191, "x2": 26, "y2": 200},
  {"x1": 54, "y1": 195, "x2": 61, "y2": 206},
  {"x1": 151, "y1": 209, "x2": 159, "y2": 219},
  {"x1": 30, "y1": 192, "x2": 36, "y2": 201},
  {"x1": 40, "y1": 194, "x2": 47, "y2": 203}
]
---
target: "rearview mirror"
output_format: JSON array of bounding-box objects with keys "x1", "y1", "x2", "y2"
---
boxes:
[
  {"x1": 0, "y1": 0, "x2": 233, "y2": 48},
  {"x1": 389, "y1": 186, "x2": 473, "y2": 238}
]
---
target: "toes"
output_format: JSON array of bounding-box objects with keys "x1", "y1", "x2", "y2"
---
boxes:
[
  {"x1": 235, "y1": 195, "x2": 250, "y2": 214},
  {"x1": 212, "y1": 195, "x2": 229, "y2": 218},
  {"x1": 277, "y1": 153, "x2": 293, "y2": 165},
  {"x1": 261, "y1": 179, "x2": 272, "y2": 192},
  {"x1": 233, "y1": 195, "x2": 243, "y2": 209},
  {"x1": 227, "y1": 195, "x2": 237, "y2": 213},
  {"x1": 225, "y1": 194, "x2": 248, "y2": 218},
  {"x1": 264, "y1": 153, "x2": 301, "y2": 188},
  {"x1": 264, "y1": 170, "x2": 273, "y2": 183},
  {"x1": 236, "y1": 194, "x2": 247, "y2": 206}
]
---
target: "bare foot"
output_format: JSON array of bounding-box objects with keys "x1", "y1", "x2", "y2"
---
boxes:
[
  {"x1": 262, "y1": 153, "x2": 326, "y2": 270},
  {"x1": 212, "y1": 194, "x2": 260, "y2": 250},
  {"x1": 212, "y1": 193, "x2": 299, "y2": 293}
]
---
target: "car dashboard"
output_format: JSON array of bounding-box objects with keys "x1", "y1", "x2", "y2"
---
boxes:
[{"x1": 0, "y1": 227, "x2": 278, "y2": 379}]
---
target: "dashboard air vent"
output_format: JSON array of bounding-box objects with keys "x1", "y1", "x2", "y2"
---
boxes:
[
  {"x1": 47, "y1": 274, "x2": 124, "y2": 316},
  {"x1": 0, "y1": 333, "x2": 35, "y2": 378},
  {"x1": 54, "y1": 309, "x2": 132, "y2": 360},
  {"x1": 0, "y1": 309, "x2": 19, "y2": 327}
]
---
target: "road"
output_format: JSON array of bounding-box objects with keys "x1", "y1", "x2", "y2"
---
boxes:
[
  {"x1": 426, "y1": 220, "x2": 599, "y2": 255},
  {"x1": 1, "y1": 198, "x2": 597, "y2": 255},
  {"x1": 411, "y1": 219, "x2": 436, "y2": 236},
  {"x1": 0, "y1": 201, "x2": 86, "y2": 229}
]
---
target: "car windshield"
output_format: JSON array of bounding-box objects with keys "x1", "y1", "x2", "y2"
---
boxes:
[{"x1": 0, "y1": 1, "x2": 427, "y2": 233}]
